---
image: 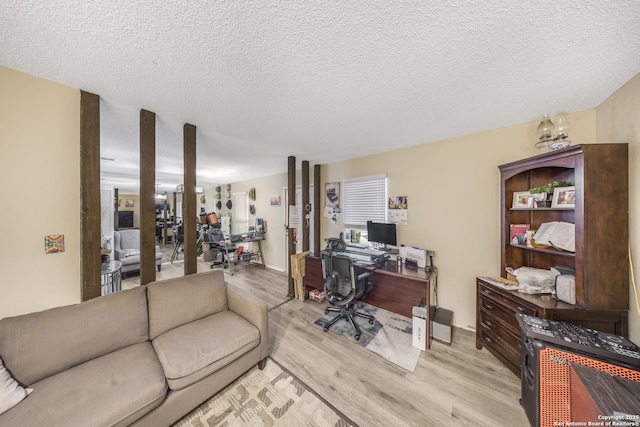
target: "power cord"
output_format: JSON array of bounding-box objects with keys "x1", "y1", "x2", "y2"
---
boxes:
[{"x1": 630, "y1": 243, "x2": 640, "y2": 317}]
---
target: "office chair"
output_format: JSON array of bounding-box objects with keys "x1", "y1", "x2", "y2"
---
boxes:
[
  {"x1": 321, "y1": 239, "x2": 375, "y2": 341},
  {"x1": 203, "y1": 226, "x2": 237, "y2": 269}
]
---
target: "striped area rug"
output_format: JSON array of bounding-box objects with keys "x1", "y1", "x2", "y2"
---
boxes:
[{"x1": 173, "y1": 359, "x2": 355, "y2": 427}]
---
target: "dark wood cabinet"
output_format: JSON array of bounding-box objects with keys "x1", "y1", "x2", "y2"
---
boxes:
[{"x1": 477, "y1": 144, "x2": 629, "y2": 376}]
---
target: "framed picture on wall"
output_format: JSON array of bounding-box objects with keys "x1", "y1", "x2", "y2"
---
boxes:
[
  {"x1": 325, "y1": 182, "x2": 339, "y2": 208},
  {"x1": 125, "y1": 199, "x2": 135, "y2": 208}
]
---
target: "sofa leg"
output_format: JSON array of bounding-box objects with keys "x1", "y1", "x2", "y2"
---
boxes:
[{"x1": 257, "y1": 358, "x2": 267, "y2": 370}]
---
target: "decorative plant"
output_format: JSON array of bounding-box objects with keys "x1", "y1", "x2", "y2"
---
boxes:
[{"x1": 529, "y1": 181, "x2": 573, "y2": 195}]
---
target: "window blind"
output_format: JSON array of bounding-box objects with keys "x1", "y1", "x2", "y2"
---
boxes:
[{"x1": 342, "y1": 175, "x2": 387, "y2": 229}]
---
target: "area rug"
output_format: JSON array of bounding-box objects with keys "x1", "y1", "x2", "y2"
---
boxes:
[
  {"x1": 172, "y1": 359, "x2": 356, "y2": 427},
  {"x1": 314, "y1": 302, "x2": 421, "y2": 372}
]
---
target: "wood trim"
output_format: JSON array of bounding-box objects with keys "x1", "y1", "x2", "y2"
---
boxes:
[
  {"x1": 314, "y1": 164, "x2": 321, "y2": 253},
  {"x1": 140, "y1": 109, "x2": 156, "y2": 285},
  {"x1": 302, "y1": 160, "x2": 309, "y2": 252},
  {"x1": 80, "y1": 91, "x2": 102, "y2": 301},
  {"x1": 183, "y1": 123, "x2": 197, "y2": 275},
  {"x1": 287, "y1": 156, "x2": 295, "y2": 297}
]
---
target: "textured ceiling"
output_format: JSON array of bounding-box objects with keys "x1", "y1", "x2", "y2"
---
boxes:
[{"x1": 2, "y1": 1, "x2": 639, "y2": 193}]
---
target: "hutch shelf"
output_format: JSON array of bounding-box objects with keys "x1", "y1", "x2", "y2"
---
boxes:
[{"x1": 476, "y1": 144, "x2": 629, "y2": 376}]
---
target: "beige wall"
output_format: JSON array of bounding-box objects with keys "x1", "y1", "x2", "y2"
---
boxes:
[
  {"x1": 322, "y1": 110, "x2": 597, "y2": 330},
  {"x1": 596, "y1": 72, "x2": 640, "y2": 344},
  {"x1": 0, "y1": 66, "x2": 81, "y2": 318},
  {"x1": 230, "y1": 172, "x2": 295, "y2": 270}
]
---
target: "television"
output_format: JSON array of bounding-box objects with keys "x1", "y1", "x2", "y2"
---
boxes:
[
  {"x1": 117, "y1": 211, "x2": 134, "y2": 229},
  {"x1": 366, "y1": 221, "x2": 397, "y2": 251}
]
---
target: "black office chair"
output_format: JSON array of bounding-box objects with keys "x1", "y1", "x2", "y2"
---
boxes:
[
  {"x1": 321, "y1": 239, "x2": 375, "y2": 341},
  {"x1": 204, "y1": 226, "x2": 237, "y2": 269}
]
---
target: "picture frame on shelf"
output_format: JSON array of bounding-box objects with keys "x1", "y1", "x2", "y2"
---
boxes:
[
  {"x1": 512, "y1": 191, "x2": 532, "y2": 209},
  {"x1": 530, "y1": 192, "x2": 548, "y2": 208},
  {"x1": 551, "y1": 186, "x2": 576, "y2": 209}
]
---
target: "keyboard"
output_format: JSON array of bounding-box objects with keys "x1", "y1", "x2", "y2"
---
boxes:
[
  {"x1": 346, "y1": 246, "x2": 386, "y2": 257},
  {"x1": 347, "y1": 242, "x2": 369, "y2": 249}
]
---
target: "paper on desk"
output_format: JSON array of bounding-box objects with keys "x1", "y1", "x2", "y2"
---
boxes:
[{"x1": 402, "y1": 247, "x2": 427, "y2": 268}]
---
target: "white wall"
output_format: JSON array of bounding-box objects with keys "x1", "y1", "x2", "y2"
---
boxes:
[
  {"x1": 0, "y1": 66, "x2": 81, "y2": 318},
  {"x1": 596, "y1": 72, "x2": 640, "y2": 344}
]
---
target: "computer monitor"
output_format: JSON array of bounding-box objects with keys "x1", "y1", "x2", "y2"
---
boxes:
[{"x1": 366, "y1": 221, "x2": 397, "y2": 251}]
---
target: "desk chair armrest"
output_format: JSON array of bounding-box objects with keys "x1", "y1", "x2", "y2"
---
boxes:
[{"x1": 357, "y1": 271, "x2": 374, "y2": 282}]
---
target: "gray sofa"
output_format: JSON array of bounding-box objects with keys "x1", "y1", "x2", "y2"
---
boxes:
[
  {"x1": 114, "y1": 229, "x2": 163, "y2": 275},
  {"x1": 0, "y1": 270, "x2": 269, "y2": 426}
]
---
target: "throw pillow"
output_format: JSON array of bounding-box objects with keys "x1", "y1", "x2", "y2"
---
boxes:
[
  {"x1": 0, "y1": 357, "x2": 32, "y2": 415},
  {"x1": 124, "y1": 248, "x2": 140, "y2": 257}
]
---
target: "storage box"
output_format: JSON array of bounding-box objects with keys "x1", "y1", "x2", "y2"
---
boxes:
[
  {"x1": 412, "y1": 314, "x2": 427, "y2": 351},
  {"x1": 430, "y1": 305, "x2": 453, "y2": 345},
  {"x1": 308, "y1": 289, "x2": 325, "y2": 303},
  {"x1": 412, "y1": 300, "x2": 428, "y2": 351}
]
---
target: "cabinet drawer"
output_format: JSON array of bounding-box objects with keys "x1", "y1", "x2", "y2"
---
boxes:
[
  {"x1": 478, "y1": 307, "x2": 521, "y2": 344},
  {"x1": 478, "y1": 284, "x2": 537, "y2": 316},
  {"x1": 478, "y1": 327, "x2": 522, "y2": 374}
]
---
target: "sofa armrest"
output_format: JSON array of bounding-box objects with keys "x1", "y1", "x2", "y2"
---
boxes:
[
  {"x1": 226, "y1": 284, "x2": 269, "y2": 359},
  {"x1": 114, "y1": 249, "x2": 126, "y2": 260}
]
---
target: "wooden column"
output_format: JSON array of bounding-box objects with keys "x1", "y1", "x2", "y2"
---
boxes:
[
  {"x1": 80, "y1": 91, "x2": 101, "y2": 301},
  {"x1": 314, "y1": 164, "x2": 321, "y2": 253},
  {"x1": 183, "y1": 123, "x2": 197, "y2": 275},
  {"x1": 287, "y1": 155, "x2": 296, "y2": 297},
  {"x1": 302, "y1": 160, "x2": 310, "y2": 252},
  {"x1": 140, "y1": 109, "x2": 156, "y2": 285}
]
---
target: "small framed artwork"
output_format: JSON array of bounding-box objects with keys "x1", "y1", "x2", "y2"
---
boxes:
[
  {"x1": 125, "y1": 199, "x2": 135, "y2": 208},
  {"x1": 512, "y1": 191, "x2": 532, "y2": 209},
  {"x1": 551, "y1": 186, "x2": 576, "y2": 209},
  {"x1": 270, "y1": 195, "x2": 281, "y2": 207},
  {"x1": 45, "y1": 235, "x2": 65, "y2": 254}
]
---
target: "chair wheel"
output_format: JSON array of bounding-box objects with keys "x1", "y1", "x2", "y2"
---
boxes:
[
  {"x1": 323, "y1": 326, "x2": 329, "y2": 332},
  {"x1": 354, "y1": 334, "x2": 360, "y2": 341},
  {"x1": 368, "y1": 319, "x2": 374, "y2": 325},
  {"x1": 324, "y1": 309, "x2": 330, "y2": 315}
]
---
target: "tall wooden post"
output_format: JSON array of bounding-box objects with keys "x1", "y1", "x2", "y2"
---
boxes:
[
  {"x1": 140, "y1": 109, "x2": 156, "y2": 285},
  {"x1": 314, "y1": 164, "x2": 321, "y2": 254},
  {"x1": 183, "y1": 123, "x2": 197, "y2": 275},
  {"x1": 287, "y1": 156, "x2": 296, "y2": 297},
  {"x1": 302, "y1": 160, "x2": 310, "y2": 252},
  {"x1": 80, "y1": 91, "x2": 101, "y2": 300}
]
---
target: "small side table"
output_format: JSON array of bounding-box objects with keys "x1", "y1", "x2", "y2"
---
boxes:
[{"x1": 101, "y1": 260, "x2": 122, "y2": 295}]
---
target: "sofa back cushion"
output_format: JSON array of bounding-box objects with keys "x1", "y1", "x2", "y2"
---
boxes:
[
  {"x1": 0, "y1": 286, "x2": 149, "y2": 386},
  {"x1": 116, "y1": 229, "x2": 140, "y2": 251},
  {"x1": 147, "y1": 270, "x2": 228, "y2": 339}
]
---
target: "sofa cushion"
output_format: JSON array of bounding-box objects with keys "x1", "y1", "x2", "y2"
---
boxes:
[
  {"x1": 152, "y1": 310, "x2": 260, "y2": 390},
  {"x1": 0, "y1": 342, "x2": 167, "y2": 427},
  {"x1": 147, "y1": 270, "x2": 229, "y2": 339},
  {"x1": 0, "y1": 357, "x2": 32, "y2": 416},
  {"x1": 0, "y1": 286, "x2": 149, "y2": 386}
]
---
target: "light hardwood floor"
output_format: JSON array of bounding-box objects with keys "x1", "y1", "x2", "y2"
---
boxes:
[{"x1": 123, "y1": 252, "x2": 530, "y2": 427}]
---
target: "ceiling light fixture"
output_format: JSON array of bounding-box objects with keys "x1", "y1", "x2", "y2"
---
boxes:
[
  {"x1": 176, "y1": 184, "x2": 205, "y2": 194},
  {"x1": 155, "y1": 184, "x2": 167, "y2": 200}
]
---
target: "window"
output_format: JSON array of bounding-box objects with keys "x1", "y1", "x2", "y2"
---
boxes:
[
  {"x1": 231, "y1": 192, "x2": 249, "y2": 234},
  {"x1": 342, "y1": 175, "x2": 387, "y2": 230}
]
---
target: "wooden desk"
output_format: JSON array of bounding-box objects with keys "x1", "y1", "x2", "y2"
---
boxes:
[{"x1": 305, "y1": 254, "x2": 433, "y2": 349}]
